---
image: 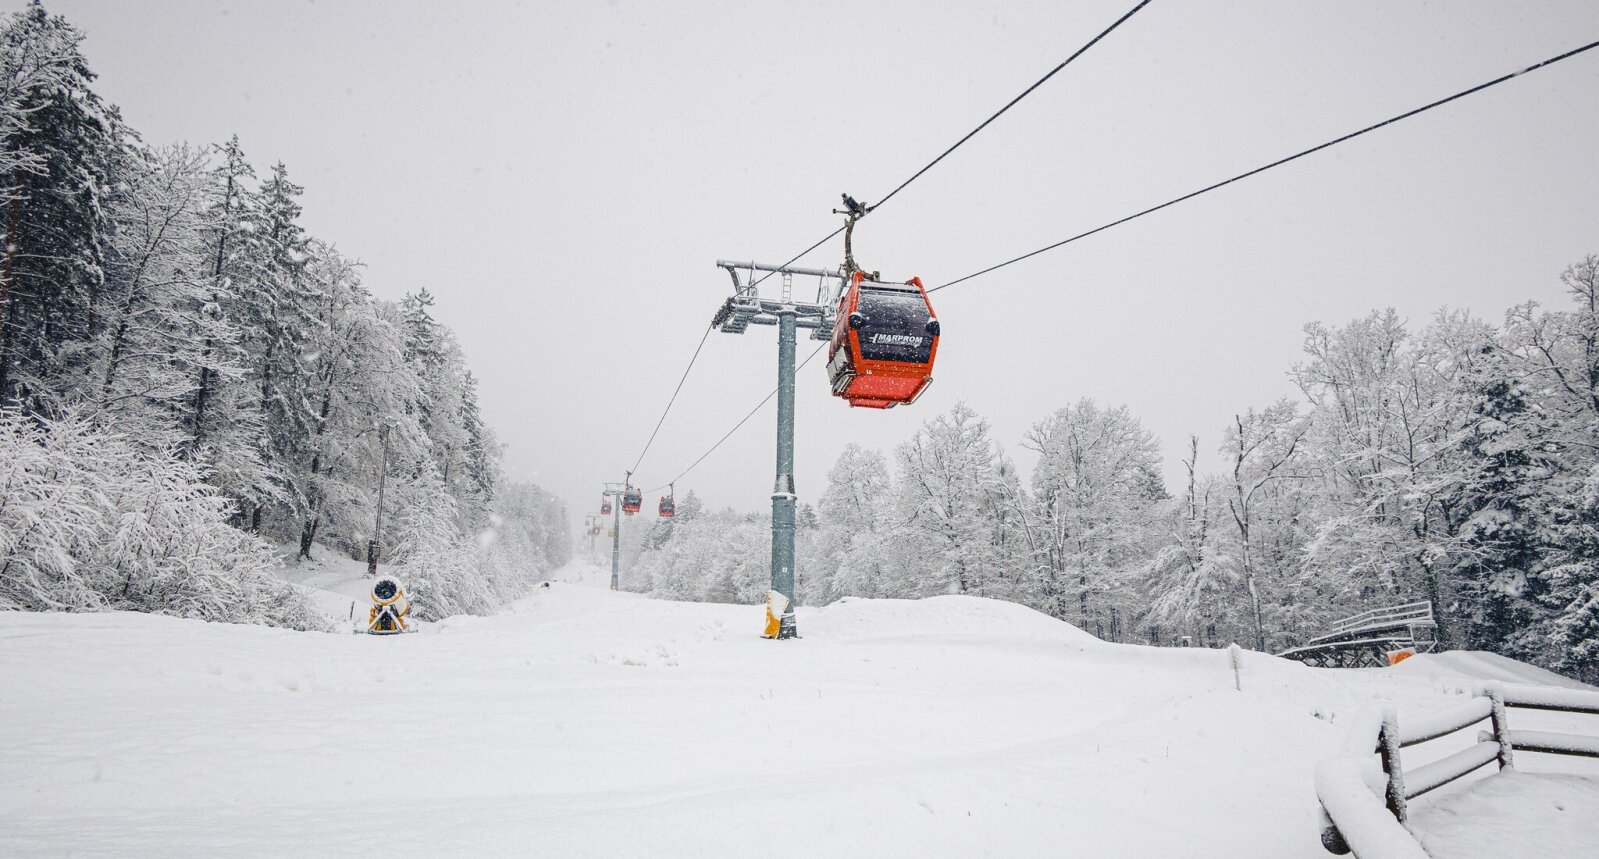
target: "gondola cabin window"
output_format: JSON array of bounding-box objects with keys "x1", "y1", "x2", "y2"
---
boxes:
[{"x1": 856, "y1": 288, "x2": 934, "y2": 363}]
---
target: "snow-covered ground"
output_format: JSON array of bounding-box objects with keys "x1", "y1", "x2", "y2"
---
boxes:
[
  {"x1": 4, "y1": 561, "x2": 1597, "y2": 857},
  {"x1": 269, "y1": 544, "x2": 383, "y2": 627}
]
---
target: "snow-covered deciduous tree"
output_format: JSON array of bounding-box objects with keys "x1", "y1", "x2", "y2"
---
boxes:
[
  {"x1": 894, "y1": 402, "x2": 1012, "y2": 598},
  {"x1": 812, "y1": 443, "x2": 894, "y2": 603},
  {"x1": 1020, "y1": 398, "x2": 1164, "y2": 638},
  {"x1": 1146, "y1": 436, "x2": 1235, "y2": 645},
  {"x1": 1222, "y1": 399, "x2": 1307, "y2": 652},
  {"x1": 629, "y1": 509, "x2": 770, "y2": 605},
  {"x1": 75, "y1": 145, "x2": 219, "y2": 440}
]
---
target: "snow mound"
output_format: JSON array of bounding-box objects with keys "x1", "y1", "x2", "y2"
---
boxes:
[
  {"x1": 269, "y1": 544, "x2": 377, "y2": 627},
  {"x1": 810, "y1": 593, "x2": 1099, "y2": 644},
  {"x1": 1392, "y1": 650, "x2": 1598, "y2": 691}
]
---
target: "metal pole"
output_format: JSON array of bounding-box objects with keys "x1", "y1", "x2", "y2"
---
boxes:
[
  {"x1": 770, "y1": 308, "x2": 798, "y2": 638},
  {"x1": 367, "y1": 423, "x2": 391, "y2": 577},
  {"x1": 610, "y1": 488, "x2": 622, "y2": 591}
]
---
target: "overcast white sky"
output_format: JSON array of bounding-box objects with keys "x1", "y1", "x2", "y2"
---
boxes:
[{"x1": 39, "y1": 0, "x2": 1599, "y2": 519}]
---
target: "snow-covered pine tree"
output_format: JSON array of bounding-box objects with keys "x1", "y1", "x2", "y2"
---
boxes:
[
  {"x1": 1456, "y1": 255, "x2": 1599, "y2": 668},
  {"x1": 235, "y1": 161, "x2": 323, "y2": 533},
  {"x1": 1449, "y1": 370, "x2": 1551, "y2": 658},
  {"x1": 185, "y1": 134, "x2": 276, "y2": 515},
  {"x1": 0, "y1": 2, "x2": 117, "y2": 412}
]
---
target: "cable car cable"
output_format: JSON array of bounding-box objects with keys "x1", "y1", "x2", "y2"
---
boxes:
[
  {"x1": 928, "y1": 37, "x2": 1599, "y2": 294},
  {"x1": 744, "y1": 0, "x2": 1155, "y2": 294},
  {"x1": 628, "y1": 323, "x2": 715, "y2": 476},
  {"x1": 618, "y1": 0, "x2": 1153, "y2": 482},
  {"x1": 870, "y1": 0, "x2": 1154, "y2": 217},
  {"x1": 646, "y1": 342, "x2": 828, "y2": 493}
]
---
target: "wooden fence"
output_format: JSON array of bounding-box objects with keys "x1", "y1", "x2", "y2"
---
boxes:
[{"x1": 1315, "y1": 681, "x2": 1599, "y2": 857}]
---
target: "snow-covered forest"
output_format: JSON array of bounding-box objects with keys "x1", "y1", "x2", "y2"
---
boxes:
[
  {"x1": 626, "y1": 256, "x2": 1599, "y2": 682},
  {"x1": 0, "y1": 4, "x2": 569, "y2": 627}
]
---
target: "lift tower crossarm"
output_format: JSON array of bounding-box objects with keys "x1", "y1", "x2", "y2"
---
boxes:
[{"x1": 712, "y1": 260, "x2": 842, "y2": 341}]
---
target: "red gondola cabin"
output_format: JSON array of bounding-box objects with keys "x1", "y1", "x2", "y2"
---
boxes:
[
  {"x1": 658, "y1": 496, "x2": 675, "y2": 517},
  {"x1": 827, "y1": 271, "x2": 940, "y2": 408},
  {"x1": 622, "y1": 487, "x2": 642, "y2": 516},
  {"x1": 600, "y1": 499, "x2": 612, "y2": 516}
]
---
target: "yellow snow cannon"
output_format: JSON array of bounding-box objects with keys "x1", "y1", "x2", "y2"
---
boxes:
[{"x1": 367, "y1": 575, "x2": 412, "y2": 635}]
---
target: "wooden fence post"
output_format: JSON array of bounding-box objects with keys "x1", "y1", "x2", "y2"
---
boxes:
[
  {"x1": 1378, "y1": 706, "x2": 1408, "y2": 822},
  {"x1": 1484, "y1": 684, "x2": 1516, "y2": 771}
]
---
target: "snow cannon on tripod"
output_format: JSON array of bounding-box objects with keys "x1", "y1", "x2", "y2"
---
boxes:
[{"x1": 365, "y1": 575, "x2": 413, "y2": 635}]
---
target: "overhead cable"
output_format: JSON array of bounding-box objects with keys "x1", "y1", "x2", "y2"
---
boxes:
[
  {"x1": 647, "y1": 342, "x2": 828, "y2": 493},
  {"x1": 745, "y1": 0, "x2": 1156, "y2": 294},
  {"x1": 628, "y1": 323, "x2": 715, "y2": 475},
  {"x1": 929, "y1": 38, "x2": 1599, "y2": 293}
]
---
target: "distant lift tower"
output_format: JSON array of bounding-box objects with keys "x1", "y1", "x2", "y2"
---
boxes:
[
  {"x1": 711, "y1": 260, "x2": 844, "y2": 639},
  {"x1": 601, "y1": 479, "x2": 627, "y2": 590}
]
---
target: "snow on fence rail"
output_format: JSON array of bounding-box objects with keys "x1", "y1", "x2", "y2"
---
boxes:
[
  {"x1": 1315, "y1": 682, "x2": 1599, "y2": 857},
  {"x1": 1327, "y1": 602, "x2": 1434, "y2": 638}
]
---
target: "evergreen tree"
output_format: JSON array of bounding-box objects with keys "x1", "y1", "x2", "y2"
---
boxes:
[
  {"x1": 0, "y1": 1, "x2": 118, "y2": 411},
  {"x1": 1450, "y1": 374, "x2": 1550, "y2": 657},
  {"x1": 237, "y1": 161, "x2": 322, "y2": 531},
  {"x1": 185, "y1": 135, "x2": 276, "y2": 513}
]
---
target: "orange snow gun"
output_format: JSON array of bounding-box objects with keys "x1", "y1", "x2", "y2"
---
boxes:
[
  {"x1": 367, "y1": 576, "x2": 412, "y2": 635},
  {"x1": 1386, "y1": 647, "x2": 1416, "y2": 666}
]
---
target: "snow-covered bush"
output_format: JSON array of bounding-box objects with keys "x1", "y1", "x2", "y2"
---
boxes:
[
  {"x1": 390, "y1": 470, "x2": 493, "y2": 620},
  {"x1": 390, "y1": 474, "x2": 568, "y2": 620},
  {"x1": 629, "y1": 511, "x2": 771, "y2": 605},
  {"x1": 0, "y1": 412, "x2": 326, "y2": 630}
]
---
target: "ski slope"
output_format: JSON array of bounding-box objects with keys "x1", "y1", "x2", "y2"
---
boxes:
[{"x1": 3, "y1": 561, "x2": 1597, "y2": 857}]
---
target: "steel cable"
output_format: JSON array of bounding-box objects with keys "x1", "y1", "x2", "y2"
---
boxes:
[
  {"x1": 929, "y1": 38, "x2": 1599, "y2": 293},
  {"x1": 744, "y1": 0, "x2": 1156, "y2": 294}
]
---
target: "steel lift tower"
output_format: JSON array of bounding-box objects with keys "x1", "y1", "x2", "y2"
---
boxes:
[
  {"x1": 600, "y1": 480, "x2": 627, "y2": 591},
  {"x1": 711, "y1": 260, "x2": 844, "y2": 639}
]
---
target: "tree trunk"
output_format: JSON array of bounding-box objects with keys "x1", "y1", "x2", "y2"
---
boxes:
[
  {"x1": 298, "y1": 515, "x2": 318, "y2": 560},
  {"x1": 1422, "y1": 559, "x2": 1446, "y2": 648},
  {"x1": 101, "y1": 318, "x2": 129, "y2": 393},
  {"x1": 0, "y1": 183, "x2": 24, "y2": 403},
  {"x1": 1241, "y1": 528, "x2": 1266, "y2": 651},
  {"x1": 1079, "y1": 568, "x2": 1089, "y2": 630}
]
